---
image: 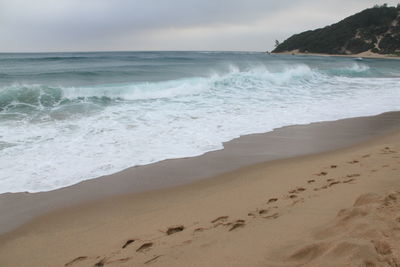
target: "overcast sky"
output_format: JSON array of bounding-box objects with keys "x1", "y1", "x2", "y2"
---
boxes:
[{"x1": 0, "y1": 0, "x2": 398, "y2": 52}]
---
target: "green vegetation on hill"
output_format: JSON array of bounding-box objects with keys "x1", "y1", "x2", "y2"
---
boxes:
[{"x1": 273, "y1": 5, "x2": 400, "y2": 55}]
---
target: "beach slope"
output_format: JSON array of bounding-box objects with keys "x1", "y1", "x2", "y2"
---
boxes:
[{"x1": 1, "y1": 128, "x2": 400, "y2": 266}]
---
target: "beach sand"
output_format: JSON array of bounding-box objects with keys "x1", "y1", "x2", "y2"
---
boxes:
[
  {"x1": 272, "y1": 50, "x2": 400, "y2": 59},
  {"x1": 1, "y1": 114, "x2": 400, "y2": 266}
]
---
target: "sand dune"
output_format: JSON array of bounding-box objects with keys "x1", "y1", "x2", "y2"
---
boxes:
[{"x1": 277, "y1": 191, "x2": 400, "y2": 266}]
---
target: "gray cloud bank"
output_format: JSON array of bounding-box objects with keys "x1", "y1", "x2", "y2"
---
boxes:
[{"x1": 0, "y1": 0, "x2": 398, "y2": 52}]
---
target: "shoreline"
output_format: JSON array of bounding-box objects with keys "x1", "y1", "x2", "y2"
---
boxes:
[
  {"x1": 0, "y1": 111, "x2": 400, "y2": 236},
  {"x1": 271, "y1": 50, "x2": 400, "y2": 59},
  {"x1": 1, "y1": 112, "x2": 400, "y2": 266}
]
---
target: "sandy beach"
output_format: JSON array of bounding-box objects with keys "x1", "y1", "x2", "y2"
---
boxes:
[
  {"x1": 272, "y1": 50, "x2": 400, "y2": 59},
  {"x1": 0, "y1": 112, "x2": 400, "y2": 266}
]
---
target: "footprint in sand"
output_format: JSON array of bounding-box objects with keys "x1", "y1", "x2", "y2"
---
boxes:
[
  {"x1": 122, "y1": 239, "x2": 135, "y2": 249},
  {"x1": 314, "y1": 184, "x2": 329, "y2": 191},
  {"x1": 211, "y1": 216, "x2": 229, "y2": 224},
  {"x1": 381, "y1": 147, "x2": 397, "y2": 154},
  {"x1": 317, "y1": 179, "x2": 343, "y2": 189},
  {"x1": 193, "y1": 227, "x2": 205, "y2": 233},
  {"x1": 330, "y1": 165, "x2": 337, "y2": 168},
  {"x1": 307, "y1": 179, "x2": 315, "y2": 184},
  {"x1": 65, "y1": 256, "x2": 88, "y2": 266},
  {"x1": 346, "y1": 174, "x2": 360, "y2": 178},
  {"x1": 289, "y1": 187, "x2": 306, "y2": 194},
  {"x1": 342, "y1": 178, "x2": 356, "y2": 183},
  {"x1": 166, "y1": 225, "x2": 185, "y2": 235},
  {"x1": 328, "y1": 181, "x2": 341, "y2": 187},
  {"x1": 258, "y1": 209, "x2": 269, "y2": 215},
  {"x1": 267, "y1": 198, "x2": 278, "y2": 204},
  {"x1": 136, "y1": 242, "x2": 153, "y2": 253},
  {"x1": 228, "y1": 220, "x2": 246, "y2": 231},
  {"x1": 263, "y1": 213, "x2": 280, "y2": 219},
  {"x1": 247, "y1": 212, "x2": 257, "y2": 218},
  {"x1": 348, "y1": 160, "x2": 359, "y2": 164},
  {"x1": 315, "y1": 171, "x2": 328, "y2": 176}
]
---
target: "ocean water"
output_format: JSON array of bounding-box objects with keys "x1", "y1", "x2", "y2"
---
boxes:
[{"x1": 0, "y1": 51, "x2": 399, "y2": 193}]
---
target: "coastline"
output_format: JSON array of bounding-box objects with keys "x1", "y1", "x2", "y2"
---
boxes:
[
  {"x1": 0, "y1": 111, "x2": 400, "y2": 266},
  {"x1": 271, "y1": 50, "x2": 400, "y2": 59},
  {"x1": 0, "y1": 112, "x2": 400, "y2": 235}
]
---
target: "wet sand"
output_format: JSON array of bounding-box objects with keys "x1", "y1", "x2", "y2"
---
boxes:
[
  {"x1": 1, "y1": 112, "x2": 400, "y2": 236},
  {"x1": 0, "y1": 112, "x2": 400, "y2": 266}
]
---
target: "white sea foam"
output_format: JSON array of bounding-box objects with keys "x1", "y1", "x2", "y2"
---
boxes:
[
  {"x1": 346, "y1": 63, "x2": 370, "y2": 72},
  {"x1": 0, "y1": 64, "x2": 399, "y2": 193}
]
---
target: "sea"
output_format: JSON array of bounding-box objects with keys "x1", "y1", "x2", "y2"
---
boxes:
[{"x1": 0, "y1": 51, "x2": 399, "y2": 193}]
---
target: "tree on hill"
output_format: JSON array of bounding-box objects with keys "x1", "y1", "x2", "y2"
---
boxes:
[{"x1": 272, "y1": 5, "x2": 400, "y2": 55}]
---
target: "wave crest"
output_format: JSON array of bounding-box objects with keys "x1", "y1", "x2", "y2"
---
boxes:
[
  {"x1": 0, "y1": 65, "x2": 320, "y2": 108},
  {"x1": 0, "y1": 63, "x2": 369, "y2": 116}
]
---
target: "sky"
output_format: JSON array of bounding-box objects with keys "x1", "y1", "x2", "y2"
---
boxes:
[{"x1": 0, "y1": 0, "x2": 399, "y2": 52}]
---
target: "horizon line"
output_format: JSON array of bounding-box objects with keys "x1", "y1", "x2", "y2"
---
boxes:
[{"x1": 0, "y1": 49, "x2": 266, "y2": 54}]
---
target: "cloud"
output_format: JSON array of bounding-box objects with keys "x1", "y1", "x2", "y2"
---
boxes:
[{"x1": 0, "y1": 0, "x2": 398, "y2": 52}]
